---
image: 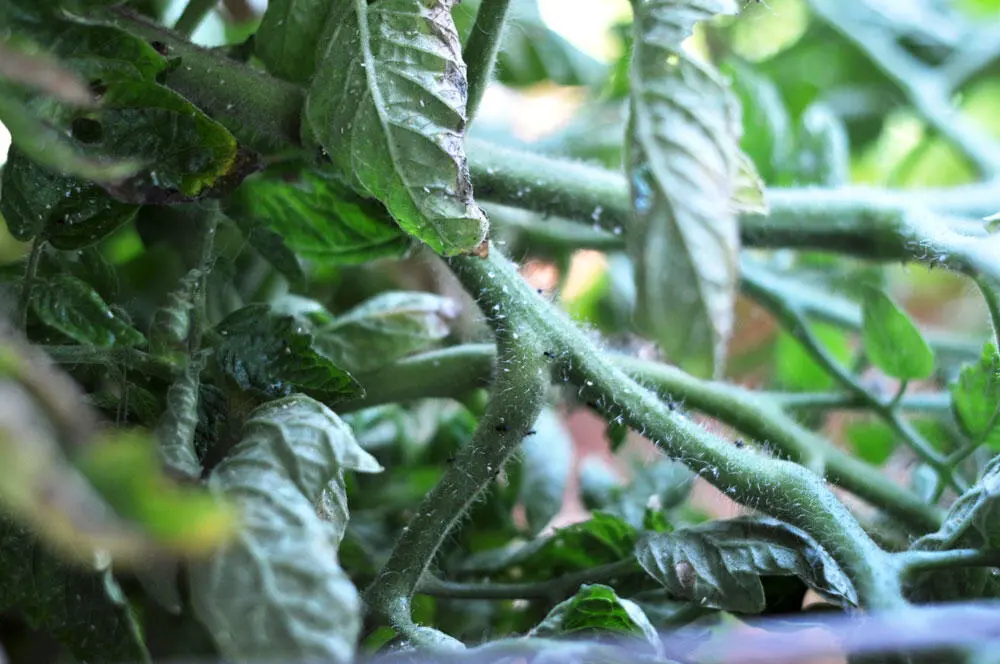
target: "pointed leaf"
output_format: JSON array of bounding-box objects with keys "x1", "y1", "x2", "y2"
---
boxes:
[
  {"x1": 226, "y1": 168, "x2": 412, "y2": 266},
  {"x1": 635, "y1": 516, "x2": 858, "y2": 613},
  {"x1": 189, "y1": 396, "x2": 381, "y2": 664},
  {"x1": 306, "y1": 0, "x2": 488, "y2": 256},
  {"x1": 213, "y1": 304, "x2": 363, "y2": 402},
  {"x1": 861, "y1": 287, "x2": 934, "y2": 380},
  {"x1": 31, "y1": 274, "x2": 146, "y2": 347},
  {"x1": 519, "y1": 408, "x2": 573, "y2": 535},
  {"x1": 626, "y1": 0, "x2": 742, "y2": 377},
  {"x1": 312, "y1": 291, "x2": 459, "y2": 374},
  {"x1": 531, "y1": 584, "x2": 663, "y2": 656},
  {"x1": 154, "y1": 355, "x2": 205, "y2": 481},
  {"x1": 255, "y1": 0, "x2": 332, "y2": 83},
  {"x1": 950, "y1": 342, "x2": 1000, "y2": 449}
]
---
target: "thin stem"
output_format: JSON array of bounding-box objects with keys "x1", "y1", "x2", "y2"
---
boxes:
[
  {"x1": 418, "y1": 560, "x2": 640, "y2": 601},
  {"x1": 462, "y1": 0, "x2": 512, "y2": 122},
  {"x1": 768, "y1": 391, "x2": 952, "y2": 413},
  {"x1": 744, "y1": 271, "x2": 962, "y2": 495},
  {"x1": 18, "y1": 240, "x2": 43, "y2": 331},
  {"x1": 40, "y1": 345, "x2": 179, "y2": 381},
  {"x1": 174, "y1": 0, "x2": 217, "y2": 37},
  {"x1": 976, "y1": 277, "x2": 1000, "y2": 351},
  {"x1": 889, "y1": 380, "x2": 909, "y2": 410},
  {"x1": 898, "y1": 548, "x2": 1000, "y2": 576}
]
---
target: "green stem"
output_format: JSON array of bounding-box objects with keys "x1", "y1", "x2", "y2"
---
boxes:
[
  {"x1": 976, "y1": 276, "x2": 1000, "y2": 351},
  {"x1": 462, "y1": 0, "x2": 512, "y2": 121},
  {"x1": 768, "y1": 391, "x2": 952, "y2": 413},
  {"x1": 418, "y1": 559, "x2": 640, "y2": 601},
  {"x1": 174, "y1": 0, "x2": 217, "y2": 37},
  {"x1": 364, "y1": 257, "x2": 549, "y2": 635},
  {"x1": 40, "y1": 345, "x2": 179, "y2": 381},
  {"x1": 897, "y1": 548, "x2": 1000, "y2": 576},
  {"x1": 18, "y1": 240, "x2": 43, "y2": 331},
  {"x1": 343, "y1": 344, "x2": 942, "y2": 533}
]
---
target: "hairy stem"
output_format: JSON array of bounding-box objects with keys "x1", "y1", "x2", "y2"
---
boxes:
[
  {"x1": 462, "y1": 0, "x2": 511, "y2": 121},
  {"x1": 898, "y1": 548, "x2": 1000, "y2": 576}
]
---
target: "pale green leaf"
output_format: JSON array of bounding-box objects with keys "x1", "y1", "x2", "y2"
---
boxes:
[
  {"x1": 793, "y1": 103, "x2": 850, "y2": 187},
  {"x1": 636, "y1": 516, "x2": 858, "y2": 613},
  {"x1": 519, "y1": 408, "x2": 573, "y2": 535},
  {"x1": 306, "y1": 0, "x2": 488, "y2": 256},
  {"x1": 950, "y1": 342, "x2": 1000, "y2": 448},
  {"x1": 189, "y1": 396, "x2": 381, "y2": 664},
  {"x1": 626, "y1": 0, "x2": 742, "y2": 378},
  {"x1": 312, "y1": 291, "x2": 459, "y2": 374},
  {"x1": 154, "y1": 354, "x2": 204, "y2": 481},
  {"x1": 861, "y1": 287, "x2": 934, "y2": 380}
]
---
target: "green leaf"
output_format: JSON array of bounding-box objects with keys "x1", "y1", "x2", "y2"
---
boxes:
[
  {"x1": 189, "y1": 396, "x2": 381, "y2": 664},
  {"x1": 845, "y1": 419, "x2": 898, "y2": 465},
  {"x1": 148, "y1": 268, "x2": 199, "y2": 356},
  {"x1": 908, "y1": 456, "x2": 1000, "y2": 601},
  {"x1": 460, "y1": 512, "x2": 637, "y2": 582},
  {"x1": 311, "y1": 291, "x2": 459, "y2": 374},
  {"x1": 724, "y1": 58, "x2": 792, "y2": 183},
  {"x1": 530, "y1": 584, "x2": 663, "y2": 656},
  {"x1": 84, "y1": 80, "x2": 242, "y2": 200},
  {"x1": 792, "y1": 103, "x2": 850, "y2": 187},
  {"x1": 226, "y1": 168, "x2": 412, "y2": 266},
  {"x1": 588, "y1": 457, "x2": 693, "y2": 531},
  {"x1": 44, "y1": 19, "x2": 168, "y2": 84},
  {"x1": 306, "y1": 0, "x2": 489, "y2": 256},
  {"x1": 950, "y1": 342, "x2": 1000, "y2": 449},
  {"x1": 626, "y1": 0, "x2": 742, "y2": 378},
  {"x1": 213, "y1": 304, "x2": 363, "y2": 402},
  {"x1": 31, "y1": 273, "x2": 146, "y2": 347},
  {"x1": 154, "y1": 355, "x2": 204, "y2": 481},
  {"x1": 775, "y1": 322, "x2": 853, "y2": 392},
  {"x1": 635, "y1": 516, "x2": 858, "y2": 613},
  {"x1": 1, "y1": 148, "x2": 140, "y2": 248},
  {"x1": 732, "y1": 151, "x2": 768, "y2": 215},
  {"x1": 861, "y1": 287, "x2": 934, "y2": 380},
  {"x1": 519, "y1": 408, "x2": 572, "y2": 535},
  {"x1": 0, "y1": 520, "x2": 150, "y2": 664},
  {"x1": 255, "y1": 0, "x2": 332, "y2": 83}
]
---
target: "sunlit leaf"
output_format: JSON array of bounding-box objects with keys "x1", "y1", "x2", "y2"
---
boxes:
[
  {"x1": 213, "y1": 304, "x2": 362, "y2": 402},
  {"x1": 31, "y1": 273, "x2": 146, "y2": 348},
  {"x1": 861, "y1": 287, "x2": 934, "y2": 380},
  {"x1": 626, "y1": 0, "x2": 742, "y2": 378},
  {"x1": 636, "y1": 516, "x2": 858, "y2": 613},
  {"x1": 306, "y1": 0, "x2": 489, "y2": 256},
  {"x1": 950, "y1": 342, "x2": 1000, "y2": 449},
  {"x1": 531, "y1": 584, "x2": 663, "y2": 656},
  {"x1": 189, "y1": 396, "x2": 382, "y2": 664}
]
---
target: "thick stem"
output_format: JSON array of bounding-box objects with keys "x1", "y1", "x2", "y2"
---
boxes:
[{"x1": 462, "y1": 0, "x2": 511, "y2": 121}]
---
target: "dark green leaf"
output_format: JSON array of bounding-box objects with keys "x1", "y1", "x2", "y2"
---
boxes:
[
  {"x1": 155, "y1": 355, "x2": 204, "y2": 481},
  {"x1": 626, "y1": 0, "x2": 742, "y2": 378},
  {"x1": 635, "y1": 516, "x2": 857, "y2": 613},
  {"x1": 236, "y1": 217, "x2": 305, "y2": 286},
  {"x1": 255, "y1": 0, "x2": 332, "y2": 83},
  {"x1": 306, "y1": 0, "x2": 489, "y2": 256},
  {"x1": 530, "y1": 584, "x2": 663, "y2": 656},
  {"x1": 189, "y1": 396, "x2": 381, "y2": 663},
  {"x1": 593, "y1": 457, "x2": 693, "y2": 531},
  {"x1": 1, "y1": 148, "x2": 139, "y2": 248},
  {"x1": 45, "y1": 20, "x2": 168, "y2": 83},
  {"x1": 460, "y1": 512, "x2": 637, "y2": 582},
  {"x1": 861, "y1": 287, "x2": 934, "y2": 380},
  {"x1": 148, "y1": 268, "x2": 199, "y2": 356},
  {"x1": 31, "y1": 273, "x2": 146, "y2": 347},
  {"x1": 312, "y1": 291, "x2": 459, "y2": 374},
  {"x1": 519, "y1": 408, "x2": 572, "y2": 535},
  {"x1": 226, "y1": 168, "x2": 412, "y2": 266},
  {"x1": 0, "y1": 519, "x2": 150, "y2": 664},
  {"x1": 950, "y1": 342, "x2": 1000, "y2": 449},
  {"x1": 213, "y1": 304, "x2": 362, "y2": 401}
]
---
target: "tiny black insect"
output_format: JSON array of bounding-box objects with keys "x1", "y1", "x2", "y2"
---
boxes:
[
  {"x1": 446, "y1": 456, "x2": 457, "y2": 465},
  {"x1": 150, "y1": 40, "x2": 169, "y2": 55},
  {"x1": 495, "y1": 423, "x2": 509, "y2": 432},
  {"x1": 734, "y1": 439, "x2": 745, "y2": 448},
  {"x1": 524, "y1": 430, "x2": 537, "y2": 436},
  {"x1": 543, "y1": 351, "x2": 556, "y2": 359}
]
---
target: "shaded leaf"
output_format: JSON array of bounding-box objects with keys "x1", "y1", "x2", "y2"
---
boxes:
[
  {"x1": 460, "y1": 512, "x2": 637, "y2": 581},
  {"x1": 189, "y1": 396, "x2": 381, "y2": 664},
  {"x1": 44, "y1": 20, "x2": 168, "y2": 83},
  {"x1": 213, "y1": 304, "x2": 363, "y2": 402},
  {"x1": 154, "y1": 354, "x2": 205, "y2": 481},
  {"x1": 531, "y1": 584, "x2": 663, "y2": 656},
  {"x1": 31, "y1": 273, "x2": 146, "y2": 347},
  {"x1": 583, "y1": 457, "x2": 693, "y2": 531},
  {"x1": 306, "y1": 0, "x2": 488, "y2": 256},
  {"x1": 312, "y1": 291, "x2": 459, "y2": 374},
  {"x1": 148, "y1": 268, "x2": 199, "y2": 356},
  {"x1": 255, "y1": 0, "x2": 332, "y2": 83},
  {"x1": 724, "y1": 58, "x2": 792, "y2": 183},
  {"x1": 635, "y1": 516, "x2": 858, "y2": 613},
  {"x1": 0, "y1": 520, "x2": 150, "y2": 664},
  {"x1": 861, "y1": 287, "x2": 934, "y2": 380},
  {"x1": 950, "y1": 342, "x2": 1000, "y2": 450},
  {"x1": 793, "y1": 103, "x2": 850, "y2": 187},
  {"x1": 519, "y1": 408, "x2": 573, "y2": 535},
  {"x1": 626, "y1": 0, "x2": 742, "y2": 378},
  {"x1": 1, "y1": 148, "x2": 140, "y2": 248},
  {"x1": 226, "y1": 168, "x2": 412, "y2": 266}
]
